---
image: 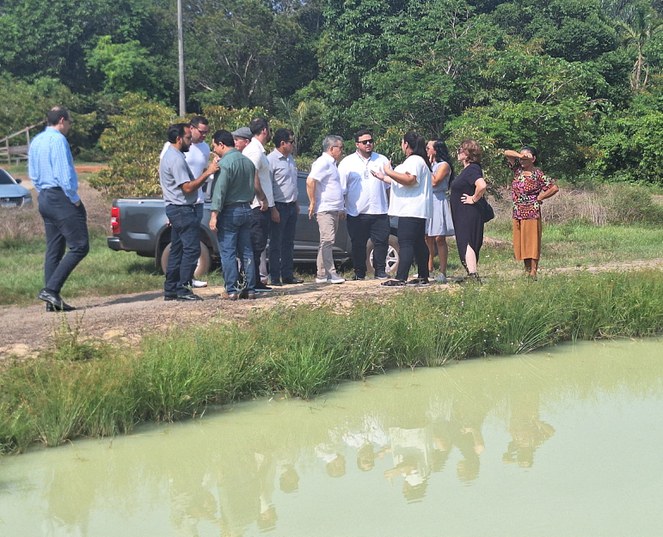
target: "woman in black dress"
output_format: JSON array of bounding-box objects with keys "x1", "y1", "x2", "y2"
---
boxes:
[{"x1": 450, "y1": 139, "x2": 487, "y2": 281}]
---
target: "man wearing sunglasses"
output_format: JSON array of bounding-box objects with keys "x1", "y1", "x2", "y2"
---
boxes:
[{"x1": 338, "y1": 129, "x2": 391, "y2": 280}]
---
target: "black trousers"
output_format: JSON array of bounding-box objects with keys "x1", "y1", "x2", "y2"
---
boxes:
[
  {"x1": 38, "y1": 188, "x2": 90, "y2": 293},
  {"x1": 396, "y1": 217, "x2": 429, "y2": 281},
  {"x1": 346, "y1": 213, "x2": 390, "y2": 277}
]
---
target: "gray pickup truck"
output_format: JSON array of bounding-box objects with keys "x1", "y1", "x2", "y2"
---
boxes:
[{"x1": 107, "y1": 171, "x2": 400, "y2": 277}]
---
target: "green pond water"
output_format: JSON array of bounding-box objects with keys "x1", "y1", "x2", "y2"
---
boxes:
[{"x1": 1, "y1": 338, "x2": 662, "y2": 537}]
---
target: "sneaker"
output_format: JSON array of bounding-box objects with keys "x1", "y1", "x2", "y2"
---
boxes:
[
  {"x1": 381, "y1": 279, "x2": 406, "y2": 287},
  {"x1": 225, "y1": 292, "x2": 239, "y2": 301},
  {"x1": 435, "y1": 274, "x2": 448, "y2": 284},
  {"x1": 374, "y1": 271, "x2": 389, "y2": 280},
  {"x1": 315, "y1": 276, "x2": 330, "y2": 283},
  {"x1": 329, "y1": 274, "x2": 345, "y2": 284},
  {"x1": 255, "y1": 282, "x2": 273, "y2": 292},
  {"x1": 191, "y1": 279, "x2": 208, "y2": 288}
]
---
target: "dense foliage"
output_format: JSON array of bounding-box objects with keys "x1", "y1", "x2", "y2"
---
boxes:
[{"x1": 1, "y1": 0, "x2": 662, "y2": 190}]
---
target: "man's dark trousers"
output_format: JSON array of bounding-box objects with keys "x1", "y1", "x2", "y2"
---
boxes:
[
  {"x1": 164, "y1": 204, "x2": 201, "y2": 296},
  {"x1": 38, "y1": 187, "x2": 90, "y2": 293},
  {"x1": 269, "y1": 201, "x2": 297, "y2": 283},
  {"x1": 346, "y1": 213, "x2": 389, "y2": 278}
]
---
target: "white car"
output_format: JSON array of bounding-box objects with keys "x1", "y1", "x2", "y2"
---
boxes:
[{"x1": 0, "y1": 168, "x2": 32, "y2": 208}]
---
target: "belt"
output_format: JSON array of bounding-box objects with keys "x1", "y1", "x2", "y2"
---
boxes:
[{"x1": 226, "y1": 202, "x2": 251, "y2": 207}]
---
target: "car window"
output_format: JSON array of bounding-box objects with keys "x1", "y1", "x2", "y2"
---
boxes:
[{"x1": 0, "y1": 169, "x2": 16, "y2": 185}]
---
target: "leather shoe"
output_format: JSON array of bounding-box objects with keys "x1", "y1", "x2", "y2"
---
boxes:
[
  {"x1": 176, "y1": 293, "x2": 203, "y2": 301},
  {"x1": 39, "y1": 288, "x2": 76, "y2": 311},
  {"x1": 282, "y1": 277, "x2": 304, "y2": 284},
  {"x1": 164, "y1": 294, "x2": 178, "y2": 301},
  {"x1": 46, "y1": 301, "x2": 76, "y2": 312}
]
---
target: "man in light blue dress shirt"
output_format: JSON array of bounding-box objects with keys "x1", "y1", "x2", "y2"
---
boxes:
[{"x1": 29, "y1": 106, "x2": 89, "y2": 312}]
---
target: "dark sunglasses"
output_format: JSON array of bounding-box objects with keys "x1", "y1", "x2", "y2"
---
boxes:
[{"x1": 358, "y1": 139, "x2": 374, "y2": 145}]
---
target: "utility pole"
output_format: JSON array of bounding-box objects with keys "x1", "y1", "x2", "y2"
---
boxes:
[{"x1": 177, "y1": 0, "x2": 186, "y2": 116}]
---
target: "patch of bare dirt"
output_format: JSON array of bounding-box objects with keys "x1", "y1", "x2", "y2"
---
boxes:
[{"x1": 3, "y1": 259, "x2": 663, "y2": 365}]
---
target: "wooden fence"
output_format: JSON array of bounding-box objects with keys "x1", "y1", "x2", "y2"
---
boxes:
[{"x1": 0, "y1": 122, "x2": 45, "y2": 164}]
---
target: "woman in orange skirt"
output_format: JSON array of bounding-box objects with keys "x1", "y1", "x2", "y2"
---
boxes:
[{"x1": 504, "y1": 146, "x2": 559, "y2": 279}]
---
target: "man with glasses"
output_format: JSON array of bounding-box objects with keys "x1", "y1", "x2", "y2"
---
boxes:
[
  {"x1": 307, "y1": 135, "x2": 346, "y2": 284},
  {"x1": 338, "y1": 129, "x2": 391, "y2": 280},
  {"x1": 185, "y1": 116, "x2": 211, "y2": 287},
  {"x1": 267, "y1": 128, "x2": 303, "y2": 286},
  {"x1": 30, "y1": 106, "x2": 89, "y2": 311}
]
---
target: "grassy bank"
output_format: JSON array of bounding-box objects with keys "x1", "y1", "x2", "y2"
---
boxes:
[{"x1": 2, "y1": 270, "x2": 663, "y2": 454}]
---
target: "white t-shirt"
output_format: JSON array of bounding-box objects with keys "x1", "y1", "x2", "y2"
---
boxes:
[
  {"x1": 185, "y1": 142, "x2": 211, "y2": 204},
  {"x1": 388, "y1": 154, "x2": 432, "y2": 219},
  {"x1": 243, "y1": 138, "x2": 274, "y2": 208},
  {"x1": 338, "y1": 151, "x2": 390, "y2": 216},
  {"x1": 308, "y1": 152, "x2": 344, "y2": 213}
]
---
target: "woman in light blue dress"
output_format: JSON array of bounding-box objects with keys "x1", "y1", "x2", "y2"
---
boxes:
[{"x1": 425, "y1": 140, "x2": 455, "y2": 283}]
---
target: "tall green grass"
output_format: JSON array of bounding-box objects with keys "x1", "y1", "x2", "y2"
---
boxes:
[{"x1": 2, "y1": 270, "x2": 663, "y2": 455}]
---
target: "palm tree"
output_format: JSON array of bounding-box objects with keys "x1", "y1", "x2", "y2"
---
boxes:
[{"x1": 612, "y1": 1, "x2": 663, "y2": 91}]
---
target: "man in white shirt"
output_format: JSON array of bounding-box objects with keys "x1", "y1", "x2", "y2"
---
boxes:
[
  {"x1": 184, "y1": 116, "x2": 211, "y2": 287},
  {"x1": 267, "y1": 128, "x2": 303, "y2": 286},
  {"x1": 306, "y1": 135, "x2": 345, "y2": 284},
  {"x1": 243, "y1": 117, "x2": 278, "y2": 291},
  {"x1": 338, "y1": 129, "x2": 391, "y2": 280}
]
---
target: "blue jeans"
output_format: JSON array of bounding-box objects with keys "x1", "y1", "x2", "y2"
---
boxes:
[
  {"x1": 38, "y1": 188, "x2": 90, "y2": 293},
  {"x1": 218, "y1": 203, "x2": 255, "y2": 293},
  {"x1": 269, "y1": 201, "x2": 298, "y2": 283},
  {"x1": 165, "y1": 204, "x2": 201, "y2": 296}
]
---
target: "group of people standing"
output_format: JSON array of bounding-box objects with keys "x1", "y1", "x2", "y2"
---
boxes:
[
  {"x1": 309, "y1": 130, "x2": 558, "y2": 287},
  {"x1": 159, "y1": 117, "x2": 304, "y2": 301},
  {"x1": 26, "y1": 104, "x2": 559, "y2": 310}
]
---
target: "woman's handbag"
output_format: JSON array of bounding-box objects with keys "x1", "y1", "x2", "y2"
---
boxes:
[{"x1": 477, "y1": 197, "x2": 495, "y2": 223}]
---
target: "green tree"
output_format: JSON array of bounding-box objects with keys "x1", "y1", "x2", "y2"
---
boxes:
[{"x1": 86, "y1": 36, "x2": 164, "y2": 97}]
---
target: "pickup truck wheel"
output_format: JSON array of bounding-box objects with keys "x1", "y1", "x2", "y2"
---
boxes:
[
  {"x1": 160, "y1": 241, "x2": 211, "y2": 278},
  {"x1": 366, "y1": 235, "x2": 399, "y2": 276}
]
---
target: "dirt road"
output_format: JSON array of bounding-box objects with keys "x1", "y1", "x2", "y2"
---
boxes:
[{"x1": 3, "y1": 259, "x2": 662, "y2": 364}]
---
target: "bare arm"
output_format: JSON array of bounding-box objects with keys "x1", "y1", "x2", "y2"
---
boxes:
[
  {"x1": 306, "y1": 176, "x2": 317, "y2": 219},
  {"x1": 461, "y1": 178, "x2": 487, "y2": 205},
  {"x1": 431, "y1": 162, "x2": 450, "y2": 188},
  {"x1": 537, "y1": 184, "x2": 559, "y2": 202},
  {"x1": 181, "y1": 159, "x2": 219, "y2": 194}
]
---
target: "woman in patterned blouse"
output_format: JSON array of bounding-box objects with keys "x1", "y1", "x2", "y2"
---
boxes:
[{"x1": 504, "y1": 146, "x2": 559, "y2": 279}]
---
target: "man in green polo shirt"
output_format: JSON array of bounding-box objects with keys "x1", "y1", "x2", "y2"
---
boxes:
[{"x1": 208, "y1": 130, "x2": 267, "y2": 300}]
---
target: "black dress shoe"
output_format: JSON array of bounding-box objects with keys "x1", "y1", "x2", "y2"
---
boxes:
[
  {"x1": 38, "y1": 288, "x2": 75, "y2": 311},
  {"x1": 46, "y1": 301, "x2": 76, "y2": 312},
  {"x1": 270, "y1": 280, "x2": 283, "y2": 287},
  {"x1": 255, "y1": 282, "x2": 273, "y2": 291},
  {"x1": 164, "y1": 294, "x2": 178, "y2": 301},
  {"x1": 176, "y1": 293, "x2": 203, "y2": 301},
  {"x1": 351, "y1": 274, "x2": 366, "y2": 281},
  {"x1": 282, "y1": 277, "x2": 304, "y2": 284}
]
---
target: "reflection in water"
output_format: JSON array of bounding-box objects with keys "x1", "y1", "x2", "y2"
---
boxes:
[{"x1": 1, "y1": 339, "x2": 663, "y2": 537}]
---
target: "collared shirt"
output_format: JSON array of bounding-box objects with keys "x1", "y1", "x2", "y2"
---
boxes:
[
  {"x1": 267, "y1": 148, "x2": 298, "y2": 203},
  {"x1": 210, "y1": 149, "x2": 256, "y2": 212},
  {"x1": 185, "y1": 142, "x2": 211, "y2": 204},
  {"x1": 160, "y1": 145, "x2": 196, "y2": 206},
  {"x1": 243, "y1": 138, "x2": 274, "y2": 208},
  {"x1": 28, "y1": 126, "x2": 80, "y2": 204},
  {"x1": 308, "y1": 152, "x2": 344, "y2": 213},
  {"x1": 338, "y1": 151, "x2": 390, "y2": 216},
  {"x1": 160, "y1": 141, "x2": 210, "y2": 204}
]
